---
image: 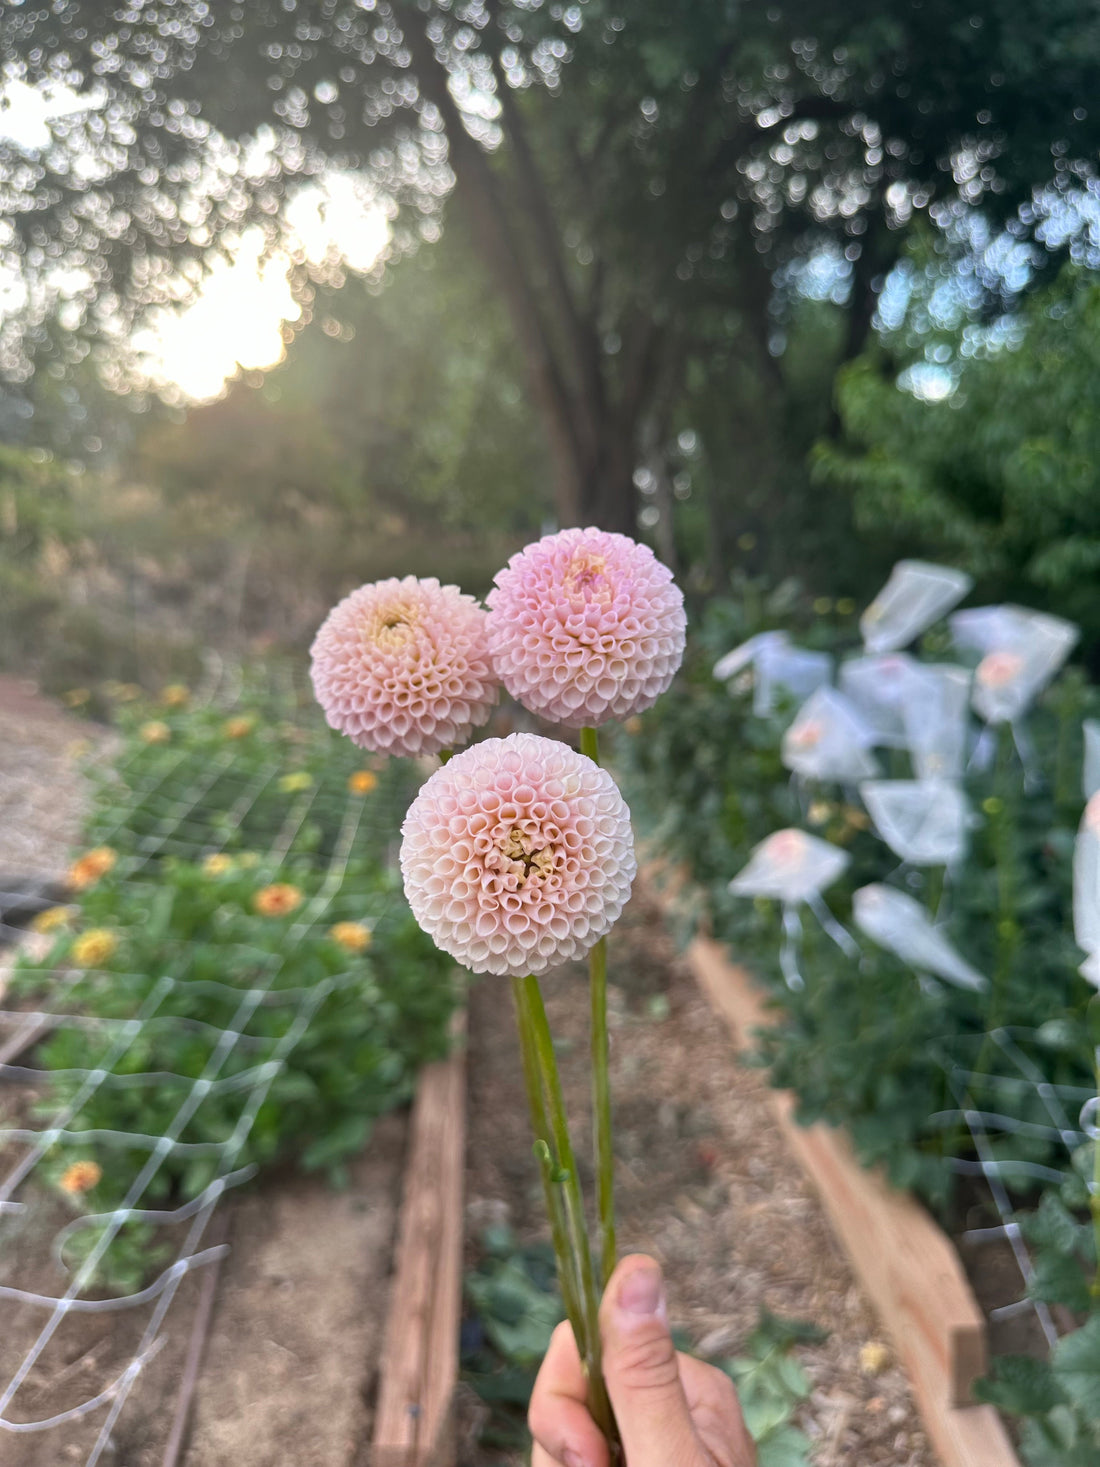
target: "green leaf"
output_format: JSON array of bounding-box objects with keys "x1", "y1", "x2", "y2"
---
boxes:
[
  {"x1": 1052, "y1": 1315, "x2": 1100, "y2": 1415},
  {"x1": 974, "y1": 1355, "x2": 1067, "y2": 1417}
]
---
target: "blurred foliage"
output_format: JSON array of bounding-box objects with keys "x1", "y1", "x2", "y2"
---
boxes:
[
  {"x1": 6, "y1": 677, "x2": 456, "y2": 1289},
  {"x1": 817, "y1": 269, "x2": 1100, "y2": 655}
]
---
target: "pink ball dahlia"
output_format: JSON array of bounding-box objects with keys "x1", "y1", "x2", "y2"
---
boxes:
[
  {"x1": 310, "y1": 577, "x2": 497, "y2": 757},
  {"x1": 486, "y1": 528, "x2": 686, "y2": 726},
  {"x1": 400, "y1": 733, "x2": 636, "y2": 976}
]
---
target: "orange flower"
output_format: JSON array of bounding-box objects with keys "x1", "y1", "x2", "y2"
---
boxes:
[
  {"x1": 59, "y1": 1160, "x2": 102, "y2": 1195},
  {"x1": 160, "y1": 683, "x2": 190, "y2": 707},
  {"x1": 253, "y1": 884, "x2": 303, "y2": 917},
  {"x1": 139, "y1": 720, "x2": 171, "y2": 744},
  {"x1": 224, "y1": 716, "x2": 256, "y2": 740},
  {"x1": 348, "y1": 770, "x2": 378, "y2": 795},
  {"x1": 71, "y1": 929, "x2": 118, "y2": 967},
  {"x1": 67, "y1": 847, "x2": 117, "y2": 891},
  {"x1": 328, "y1": 921, "x2": 372, "y2": 953}
]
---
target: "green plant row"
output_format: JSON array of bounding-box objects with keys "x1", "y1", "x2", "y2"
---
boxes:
[{"x1": 6, "y1": 676, "x2": 456, "y2": 1290}]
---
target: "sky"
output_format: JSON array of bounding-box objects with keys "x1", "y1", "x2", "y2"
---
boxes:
[
  {"x1": 0, "y1": 82, "x2": 390, "y2": 403},
  {"x1": 130, "y1": 181, "x2": 390, "y2": 402}
]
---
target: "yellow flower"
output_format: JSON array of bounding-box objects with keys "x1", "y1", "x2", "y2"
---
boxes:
[
  {"x1": 103, "y1": 681, "x2": 141, "y2": 702},
  {"x1": 237, "y1": 852, "x2": 260, "y2": 870},
  {"x1": 982, "y1": 796, "x2": 1003, "y2": 816},
  {"x1": 71, "y1": 929, "x2": 118, "y2": 967},
  {"x1": 139, "y1": 720, "x2": 171, "y2": 745},
  {"x1": 59, "y1": 1160, "x2": 102, "y2": 1195},
  {"x1": 62, "y1": 688, "x2": 91, "y2": 708},
  {"x1": 160, "y1": 683, "x2": 190, "y2": 707},
  {"x1": 843, "y1": 807, "x2": 871, "y2": 831},
  {"x1": 329, "y1": 921, "x2": 372, "y2": 953},
  {"x1": 32, "y1": 905, "x2": 74, "y2": 934},
  {"x1": 859, "y1": 1340, "x2": 890, "y2": 1376},
  {"x1": 278, "y1": 771, "x2": 313, "y2": 793},
  {"x1": 348, "y1": 770, "x2": 378, "y2": 795},
  {"x1": 224, "y1": 716, "x2": 256, "y2": 740},
  {"x1": 807, "y1": 800, "x2": 834, "y2": 827},
  {"x1": 202, "y1": 853, "x2": 234, "y2": 877},
  {"x1": 813, "y1": 596, "x2": 833, "y2": 615},
  {"x1": 836, "y1": 598, "x2": 857, "y2": 616},
  {"x1": 67, "y1": 847, "x2": 117, "y2": 891},
  {"x1": 253, "y1": 884, "x2": 303, "y2": 917}
]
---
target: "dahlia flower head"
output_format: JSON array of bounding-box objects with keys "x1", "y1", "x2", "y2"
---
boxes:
[
  {"x1": 311, "y1": 577, "x2": 498, "y2": 757},
  {"x1": 400, "y1": 733, "x2": 636, "y2": 977},
  {"x1": 486, "y1": 528, "x2": 686, "y2": 727}
]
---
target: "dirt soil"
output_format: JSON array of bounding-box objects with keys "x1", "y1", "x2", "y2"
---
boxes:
[
  {"x1": 0, "y1": 675, "x2": 112, "y2": 887},
  {"x1": 461, "y1": 890, "x2": 937, "y2": 1467},
  {"x1": 0, "y1": 1111, "x2": 407, "y2": 1467}
]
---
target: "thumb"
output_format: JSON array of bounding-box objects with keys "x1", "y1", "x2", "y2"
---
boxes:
[{"x1": 599, "y1": 1256, "x2": 699, "y2": 1467}]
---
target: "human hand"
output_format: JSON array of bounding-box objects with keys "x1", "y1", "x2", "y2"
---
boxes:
[{"x1": 528, "y1": 1254, "x2": 757, "y2": 1467}]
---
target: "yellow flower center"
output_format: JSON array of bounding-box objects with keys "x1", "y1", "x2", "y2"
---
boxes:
[
  {"x1": 367, "y1": 600, "x2": 419, "y2": 649},
  {"x1": 564, "y1": 552, "x2": 611, "y2": 605},
  {"x1": 500, "y1": 828, "x2": 555, "y2": 884}
]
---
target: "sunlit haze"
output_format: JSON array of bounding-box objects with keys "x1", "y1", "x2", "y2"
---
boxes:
[
  {"x1": 132, "y1": 184, "x2": 390, "y2": 403},
  {"x1": 0, "y1": 83, "x2": 390, "y2": 403}
]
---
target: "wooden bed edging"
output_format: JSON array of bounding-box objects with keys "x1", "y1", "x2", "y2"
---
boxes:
[
  {"x1": 371, "y1": 1010, "x2": 467, "y2": 1467},
  {"x1": 688, "y1": 937, "x2": 1022, "y2": 1467}
]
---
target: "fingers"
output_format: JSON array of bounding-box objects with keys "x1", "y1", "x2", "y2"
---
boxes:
[
  {"x1": 678, "y1": 1354, "x2": 758, "y2": 1467},
  {"x1": 528, "y1": 1320, "x2": 611, "y2": 1467},
  {"x1": 598, "y1": 1255, "x2": 700, "y2": 1467}
]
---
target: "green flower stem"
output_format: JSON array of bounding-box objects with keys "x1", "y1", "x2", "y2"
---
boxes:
[
  {"x1": 510, "y1": 975, "x2": 587, "y2": 1356},
  {"x1": 975, "y1": 727, "x2": 1019, "y2": 1078},
  {"x1": 926, "y1": 864, "x2": 945, "y2": 919},
  {"x1": 517, "y1": 972, "x2": 618, "y2": 1449},
  {"x1": 579, "y1": 724, "x2": 617, "y2": 1289}
]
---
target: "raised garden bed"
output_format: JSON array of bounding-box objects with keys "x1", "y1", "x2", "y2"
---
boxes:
[{"x1": 688, "y1": 934, "x2": 1022, "y2": 1467}]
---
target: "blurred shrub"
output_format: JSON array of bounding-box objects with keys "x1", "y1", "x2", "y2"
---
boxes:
[{"x1": 815, "y1": 269, "x2": 1100, "y2": 657}]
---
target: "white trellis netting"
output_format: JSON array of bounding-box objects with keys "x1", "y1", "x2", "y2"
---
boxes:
[{"x1": 0, "y1": 658, "x2": 426, "y2": 1465}]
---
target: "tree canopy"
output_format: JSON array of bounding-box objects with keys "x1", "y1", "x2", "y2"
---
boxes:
[{"x1": 4, "y1": 0, "x2": 1100, "y2": 534}]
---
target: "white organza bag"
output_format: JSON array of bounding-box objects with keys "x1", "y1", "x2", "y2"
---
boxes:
[
  {"x1": 713, "y1": 631, "x2": 786, "y2": 684},
  {"x1": 729, "y1": 828, "x2": 854, "y2": 987},
  {"x1": 1073, "y1": 793, "x2": 1100, "y2": 987},
  {"x1": 729, "y1": 828, "x2": 850, "y2": 904},
  {"x1": 782, "y1": 687, "x2": 880, "y2": 783},
  {"x1": 838, "y1": 654, "x2": 922, "y2": 748},
  {"x1": 852, "y1": 884, "x2": 986, "y2": 990},
  {"x1": 860, "y1": 560, "x2": 973, "y2": 655},
  {"x1": 950, "y1": 605, "x2": 1078, "y2": 724},
  {"x1": 754, "y1": 639, "x2": 833, "y2": 717},
  {"x1": 860, "y1": 779, "x2": 971, "y2": 866},
  {"x1": 901, "y1": 663, "x2": 972, "y2": 780},
  {"x1": 713, "y1": 632, "x2": 832, "y2": 717}
]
